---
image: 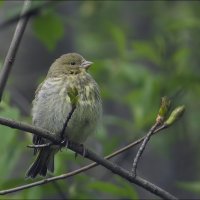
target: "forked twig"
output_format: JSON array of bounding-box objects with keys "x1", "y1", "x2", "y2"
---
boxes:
[
  {"x1": 132, "y1": 121, "x2": 161, "y2": 176},
  {"x1": 0, "y1": 116, "x2": 177, "y2": 199},
  {"x1": 60, "y1": 105, "x2": 76, "y2": 140},
  {"x1": 27, "y1": 143, "x2": 52, "y2": 148}
]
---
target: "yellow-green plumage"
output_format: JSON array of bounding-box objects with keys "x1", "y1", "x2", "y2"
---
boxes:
[{"x1": 26, "y1": 53, "x2": 102, "y2": 178}]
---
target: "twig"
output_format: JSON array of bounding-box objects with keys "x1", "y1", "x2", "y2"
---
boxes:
[
  {"x1": 27, "y1": 143, "x2": 52, "y2": 148},
  {"x1": 0, "y1": 0, "x2": 32, "y2": 101},
  {"x1": 0, "y1": 116, "x2": 59, "y2": 143},
  {"x1": 60, "y1": 105, "x2": 76, "y2": 140},
  {"x1": 132, "y1": 121, "x2": 161, "y2": 176},
  {"x1": 154, "y1": 124, "x2": 168, "y2": 134},
  {"x1": 0, "y1": 129, "x2": 156, "y2": 195},
  {"x1": 0, "y1": 116, "x2": 177, "y2": 199},
  {"x1": 69, "y1": 141, "x2": 178, "y2": 200},
  {"x1": 0, "y1": 1, "x2": 57, "y2": 29},
  {"x1": 0, "y1": 127, "x2": 147, "y2": 194}
]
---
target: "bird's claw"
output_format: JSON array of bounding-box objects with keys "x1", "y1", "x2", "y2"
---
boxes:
[
  {"x1": 59, "y1": 138, "x2": 69, "y2": 151},
  {"x1": 74, "y1": 144, "x2": 86, "y2": 159}
]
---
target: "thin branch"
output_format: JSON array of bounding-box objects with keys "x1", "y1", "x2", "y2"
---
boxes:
[
  {"x1": 0, "y1": 0, "x2": 32, "y2": 101},
  {"x1": 60, "y1": 105, "x2": 76, "y2": 140},
  {"x1": 0, "y1": 1, "x2": 57, "y2": 29},
  {"x1": 0, "y1": 116, "x2": 59, "y2": 143},
  {"x1": 0, "y1": 116, "x2": 177, "y2": 199},
  {"x1": 66, "y1": 141, "x2": 179, "y2": 200},
  {"x1": 154, "y1": 124, "x2": 168, "y2": 134},
  {"x1": 27, "y1": 143, "x2": 52, "y2": 148},
  {"x1": 132, "y1": 121, "x2": 161, "y2": 176},
  {"x1": 0, "y1": 129, "x2": 146, "y2": 195}
]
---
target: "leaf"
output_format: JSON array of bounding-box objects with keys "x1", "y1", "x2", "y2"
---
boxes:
[
  {"x1": 88, "y1": 180, "x2": 138, "y2": 199},
  {"x1": 132, "y1": 41, "x2": 161, "y2": 65},
  {"x1": 177, "y1": 181, "x2": 200, "y2": 194},
  {"x1": 115, "y1": 176, "x2": 138, "y2": 199},
  {"x1": 68, "y1": 88, "x2": 79, "y2": 106},
  {"x1": 32, "y1": 10, "x2": 64, "y2": 51},
  {"x1": 0, "y1": 101, "x2": 21, "y2": 179},
  {"x1": 109, "y1": 24, "x2": 126, "y2": 57},
  {"x1": 0, "y1": 0, "x2": 4, "y2": 7},
  {"x1": 21, "y1": 186, "x2": 42, "y2": 199}
]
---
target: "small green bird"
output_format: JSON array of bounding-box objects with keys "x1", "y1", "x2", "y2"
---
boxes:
[{"x1": 26, "y1": 53, "x2": 102, "y2": 178}]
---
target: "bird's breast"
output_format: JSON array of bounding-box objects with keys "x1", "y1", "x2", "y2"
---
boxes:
[{"x1": 32, "y1": 75, "x2": 102, "y2": 143}]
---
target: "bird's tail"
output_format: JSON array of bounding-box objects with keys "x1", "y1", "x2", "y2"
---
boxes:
[{"x1": 26, "y1": 147, "x2": 55, "y2": 179}]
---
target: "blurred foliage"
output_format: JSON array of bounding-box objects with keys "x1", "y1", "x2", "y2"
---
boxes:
[
  {"x1": 177, "y1": 181, "x2": 200, "y2": 195},
  {"x1": 87, "y1": 178, "x2": 138, "y2": 199},
  {"x1": 0, "y1": 0, "x2": 200, "y2": 199},
  {"x1": 0, "y1": 0, "x2": 4, "y2": 7},
  {"x1": 32, "y1": 9, "x2": 64, "y2": 51},
  {"x1": 0, "y1": 99, "x2": 21, "y2": 180}
]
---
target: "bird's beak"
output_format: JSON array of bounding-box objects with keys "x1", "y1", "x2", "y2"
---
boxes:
[{"x1": 81, "y1": 60, "x2": 93, "y2": 69}]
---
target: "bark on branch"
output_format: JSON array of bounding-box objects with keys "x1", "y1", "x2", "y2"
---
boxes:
[
  {"x1": 0, "y1": 0, "x2": 31, "y2": 101},
  {"x1": 0, "y1": 116, "x2": 177, "y2": 200}
]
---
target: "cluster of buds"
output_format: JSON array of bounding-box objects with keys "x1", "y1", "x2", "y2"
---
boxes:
[{"x1": 156, "y1": 96, "x2": 185, "y2": 128}]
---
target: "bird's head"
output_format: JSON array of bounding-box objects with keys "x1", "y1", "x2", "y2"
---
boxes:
[{"x1": 48, "y1": 53, "x2": 93, "y2": 77}]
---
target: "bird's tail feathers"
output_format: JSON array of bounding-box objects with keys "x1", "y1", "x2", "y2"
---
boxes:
[{"x1": 26, "y1": 147, "x2": 55, "y2": 179}]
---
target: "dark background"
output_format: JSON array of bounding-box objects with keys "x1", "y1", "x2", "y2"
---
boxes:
[{"x1": 0, "y1": 1, "x2": 200, "y2": 199}]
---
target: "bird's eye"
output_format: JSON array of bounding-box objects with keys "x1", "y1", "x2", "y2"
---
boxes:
[{"x1": 71, "y1": 62, "x2": 76, "y2": 65}]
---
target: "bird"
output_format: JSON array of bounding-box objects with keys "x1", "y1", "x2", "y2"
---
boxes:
[{"x1": 26, "y1": 53, "x2": 102, "y2": 178}]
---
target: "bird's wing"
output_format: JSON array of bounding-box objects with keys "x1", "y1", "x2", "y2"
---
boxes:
[
  {"x1": 34, "y1": 80, "x2": 44, "y2": 98},
  {"x1": 32, "y1": 81, "x2": 46, "y2": 155}
]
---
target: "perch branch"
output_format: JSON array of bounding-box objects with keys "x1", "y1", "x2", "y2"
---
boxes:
[{"x1": 0, "y1": 116, "x2": 177, "y2": 199}]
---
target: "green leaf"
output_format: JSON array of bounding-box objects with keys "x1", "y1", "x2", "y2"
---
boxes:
[
  {"x1": 132, "y1": 41, "x2": 161, "y2": 65},
  {"x1": 0, "y1": 0, "x2": 4, "y2": 7},
  {"x1": 115, "y1": 176, "x2": 138, "y2": 199},
  {"x1": 0, "y1": 101, "x2": 22, "y2": 181},
  {"x1": 109, "y1": 24, "x2": 126, "y2": 57},
  {"x1": 32, "y1": 10, "x2": 64, "y2": 51},
  {"x1": 68, "y1": 88, "x2": 79, "y2": 106},
  {"x1": 157, "y1": 96, "x2": 171, "y2": 123},
  {"x1": 88, "y1": 180, "x2": 138, "y2": 199},
  {"x1": 21, "y1": 185, "x2": 42, "y2": 199},
  {"x1": 177, "y1": 181, "x2": 200, "y2": 194},
  {"x1": 165, "y1": 105, "x2": 185, "y2": 126}
]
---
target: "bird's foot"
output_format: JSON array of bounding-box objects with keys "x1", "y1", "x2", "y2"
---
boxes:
[{"x1": 74, "y1": 144, "x2": 86, "y2": 159}]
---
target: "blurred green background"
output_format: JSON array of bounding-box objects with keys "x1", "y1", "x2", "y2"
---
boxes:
[{"x1": 0, "y1": 0, "x2": 200, "y2": 199}]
